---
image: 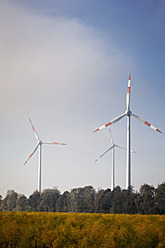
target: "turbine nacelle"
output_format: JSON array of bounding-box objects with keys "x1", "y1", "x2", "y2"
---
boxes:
[{"x1": 125, "y1": 110, "x2": 132, "y2": 116}]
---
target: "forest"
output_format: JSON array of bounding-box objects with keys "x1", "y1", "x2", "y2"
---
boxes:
[{"x1": 0, "y1": 183, "x2": 165, "y2": 214}]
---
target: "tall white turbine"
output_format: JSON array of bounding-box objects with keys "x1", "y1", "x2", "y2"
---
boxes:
[
  {"x1": 93, "y1": 74, "x2": 162, "y2": 189},
  {"x1": 95, "y1": 128, "x2": 135, "y2": 191},
  {"x1": 24, "y1": 119, "x2": 67, "y2": 192}
]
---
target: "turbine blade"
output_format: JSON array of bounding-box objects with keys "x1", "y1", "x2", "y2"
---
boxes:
[
  {"x1": 42, "y1": 141, "x2": 67, "y2": 145},
  {"x1": 132, "y1": 113, "x2": 162, "y2": 134},
  {"x1": 109, "y1": 128, "x2": 114, "y2": 145},
  {"x1": 115, "y1": 145, "x2": 136, "y2": 153},
  {"x1": 95, "y1": 145, "x2": 114, "y2": 162},
  {"x1": 100, "y1": 146, "x2": 114, "y2": 158},
  {"x1": 126, "y1": 73, "x2": 131, "y2": 110},
  {"x1": 93, "y1": 113, "x2": 126, "y2": 133},
  {"x1": 24, "y1": 143, "x2": 39, "y2": 165},
  {"x1": 29, "y1": 118, "x2": 40, "y2": 140},
  {"x1": 115, "y1": 144, "x2": 127, "y2": 151}
]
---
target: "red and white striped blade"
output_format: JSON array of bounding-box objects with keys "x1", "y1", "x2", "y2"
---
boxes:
[
  {"x1": 42, "y1": 141, "x2": 67, "y2": 145},
  {"x1": 126, "y1": 73, "x2": 131, "y2": 110},
  {"x1": 24, "y1": 143, "x2": 39, "y2": 165},
  {"x1": 132, "y1": 113, "x2": 162, "y2": 133},
  {"x1": 93, "y1": 113, "x2": 126, "y2": 133},
  {"x1": 95, "y1": 145, "x2": 114, "y2": 162},
  {"x1": 29, "y1": 118, "x2": 40, "y2": 141}
]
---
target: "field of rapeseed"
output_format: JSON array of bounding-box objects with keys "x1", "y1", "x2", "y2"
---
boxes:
[{"x1": 0, "y1": 212, "x2": 165, "y2": 247}]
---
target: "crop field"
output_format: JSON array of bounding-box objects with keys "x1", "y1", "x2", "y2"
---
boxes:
[{"x1": 0, "y1": 212, "x2": 165, "y2": 248}]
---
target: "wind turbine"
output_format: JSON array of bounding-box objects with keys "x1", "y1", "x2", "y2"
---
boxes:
[
  {"x1": 24, "y1": 118, "x2": 67, "y2": 192},
  {"x1": 95, "y1": 128, "x2": 135, "y2": 191},
  {"x1": 94, "y1": 74, "x2": 162, "y2": 189}
]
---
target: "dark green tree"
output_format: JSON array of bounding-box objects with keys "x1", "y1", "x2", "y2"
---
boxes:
[
  {"x1": 154, "y1": 182, "x2": 165, "y2": 214},
  {"x1": 15, "y1": 194, "x2": 28, "y2": 211},
  {"x1": 111, "y1": 189, "x2": 127, "y2": 213},
  {"x1": 70, "y1": 188, "x2": 78, "y2": 212},
  {"x1": 122, "y1": 186, "x2": 137, "y2": 214},
  {"x1": 40, "y1": 188, "x2": 60, "y2": 212},
  {"x1": 0, "y1": 190, "x2": 18, "y2": 211},
  {"x1": 69, "y1": 186, "x2": 95, "y2": 213},
  {"x1": 95, "y1": 189, "x2": 114, "y2": 213},
  {"x1": 76, "y1": 188, "x2": 85, "y2": 212},
  {"x1": 110, "y1": 186, "x2": 137, "y2": 214},
  {"x1": 83, "y1": 186, "x2": 95, "y2": 213},
  {"x1": 135, "y1": 184, "x2": 155, "y2": 214},
  {"x1": 28, "y1": 190, "x2": 41, "y2": 211},
  {"x1": 56, "y1": 191, "x2": 71, "y2": 212},
  {"x1": 0, "y1": 195, "x2": 2, "y2": 211},
  {"x1": 94, "y1": 189, "x2": 105, "y2": 213}
]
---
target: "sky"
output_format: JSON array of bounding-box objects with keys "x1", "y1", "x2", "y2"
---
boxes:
[{"x1": 0, "y1": 0, "x2": 165, "y2": 198}]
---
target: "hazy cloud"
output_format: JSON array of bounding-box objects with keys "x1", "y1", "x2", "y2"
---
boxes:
[
  {"x1": 0, "y1": 1, "x2": 138, "y2": 196},
  {"x1": 0, "y1": 1, "x2": 134, "y2": 119}
]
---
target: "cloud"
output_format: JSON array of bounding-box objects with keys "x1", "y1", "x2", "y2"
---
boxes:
[
  {"x1": 0, "y1": 1, "x2": 134, "y2": 120},
  {"x1": 0, "y1": 1, "x2": 136, "y2": 196}
]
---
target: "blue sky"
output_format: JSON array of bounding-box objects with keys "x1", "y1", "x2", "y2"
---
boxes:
[{"x1": 0, "y1": 0, "x2": 165, "y2": 197}]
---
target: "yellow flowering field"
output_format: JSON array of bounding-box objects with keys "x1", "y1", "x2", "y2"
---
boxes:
[{"x1": 0, "y1": 212, "x2": 165, "y2": 247}]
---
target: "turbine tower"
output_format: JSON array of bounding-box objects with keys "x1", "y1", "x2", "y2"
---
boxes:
[
  {"x1": 24, "y1": 118, "x2": 67, "y2": 192},
  {"x1": 95, "y1": 128, "x2": 135, "y2": 191},
  {"x1": 94, "y1": 74, "x2": 162, "y2": 189}
]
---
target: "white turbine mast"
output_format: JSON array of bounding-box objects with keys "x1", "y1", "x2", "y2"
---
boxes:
[
  {"x1": 95, "y1": 128, "x2": 135, "y2": 191},
  {"x1": 94, "y1": 74, "x2": 162, "y2": 189},
  {"x1": 24, "y1": 118, "x2": 67, "y2": 192}
]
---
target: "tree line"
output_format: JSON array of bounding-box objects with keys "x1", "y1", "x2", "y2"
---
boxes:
[{"x1": 0, "y1": 183, "x2": 165, "y2": 214}]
